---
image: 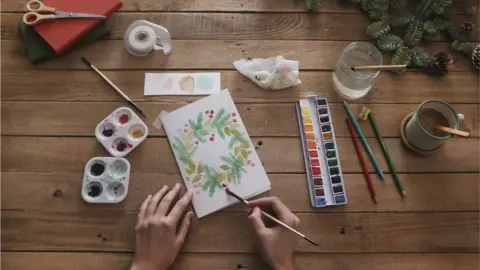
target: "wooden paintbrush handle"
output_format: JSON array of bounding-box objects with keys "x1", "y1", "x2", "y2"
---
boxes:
[
  {"x1": 353, "y1": 65, "x2": 407, "y2": 71},
  {"x1": 432, "y1": 124, "x2": 470, "y2": 138}
]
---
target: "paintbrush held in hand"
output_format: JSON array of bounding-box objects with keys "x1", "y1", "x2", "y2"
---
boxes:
[{"x1": 222, "y1": 184, "x2": 319, "y2": 247}]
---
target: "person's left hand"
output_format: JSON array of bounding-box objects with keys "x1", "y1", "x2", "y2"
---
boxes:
[{"x1": 130, "y1": 183, "x2": 195, "y2": 270}]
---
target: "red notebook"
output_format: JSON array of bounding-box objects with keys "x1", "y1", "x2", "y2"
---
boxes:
[{"x1": 34, "y1": 0, "x2": 122, "y2": 54}]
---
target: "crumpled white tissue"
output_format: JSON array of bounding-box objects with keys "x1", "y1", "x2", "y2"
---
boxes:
[{"x1": 233, "y1": 56, "x2": 301, "y2": 90}]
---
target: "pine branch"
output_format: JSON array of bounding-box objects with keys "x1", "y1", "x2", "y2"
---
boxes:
[
  {"x1": 391, "y1": 46, "x2": 413, "y2": 73},
  {"x1": 411, "y1": 47, "x2": 430, "y2": 67},
  {"x1": 347, "y1": 0, "x2": 362, "y2": 3},
  {"x1": 306, "y1": 0, "x2": 321, "y2": 11},
  {"x1": 415, "y1": 0, "x2": 434, "y2": 19},
  {"x1": 377, "y1": 34, "x2": 404, "y2": 52},
  {"x1": 388, "y1": 10, "x2": 415, "y2": 28},
  {"x1": 366, "y1": 20, "x2": 391, "y2": 39},
  {"x1": 389, "y1": 0, "x2": 409, "y2": 9},
  {"x1": 404, "y1": 20, "x2": 424, "y2": 47},
  {"x1": 452, "y1": 40, "x2": 474, "y2": 55}
]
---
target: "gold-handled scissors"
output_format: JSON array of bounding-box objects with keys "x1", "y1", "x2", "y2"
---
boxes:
[{"x1": 23, "y1": 0, "x2": 106, "y2": 26}]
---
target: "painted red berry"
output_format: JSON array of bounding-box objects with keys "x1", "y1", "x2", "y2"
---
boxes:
[
  {"x1": 184, "y1": 129, "x2": 188, "y2": 133},
  {"x1": 251, "y1": 163, "x2": 256, "y2": 167},
  {"x1": 210, "y1": 137, "x2": 215, "y2": 142},
  {"x1": 195, "y1": 141, "x2": 199, "y2": 145},
  {"x1": 209, "y1": 115, "x2": 213, "y2": 119},
  {"x1": 210, "y1": 110, "x2": 214, "y2": 114},
  {"x1": 205, "y1": 110, "x2": 209, "y2": 114},
  {"x1": 247, "y1": 160, "x2": 252, "y2": 165},
  {"x1": 233, "y1": 119, "x2": 237, "y2": 123},
  {"x1": 186, "y1": 177, "x2": 191, "y2": 182},
  {"x1": 232, "y1": 112, "x2": 237, "y2": 116},
  {"x1": 185, "y1": 124, "x2": 189, "y2": 127}
]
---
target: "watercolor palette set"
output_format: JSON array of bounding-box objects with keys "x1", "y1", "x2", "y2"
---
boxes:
[
  {"x1": 296, "y1": 97, "x2": 347, "y2": 208},
  {"x1": 95, "y1": 107, "x2": 149, "y2": 157},
  {"x1": 81, "y1": 157, "x2": 131, "y2": 203}
]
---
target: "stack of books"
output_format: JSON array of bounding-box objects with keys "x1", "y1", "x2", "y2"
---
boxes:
[{"x1": 19, "y1": 0, "x2": 123, "y2": 64}]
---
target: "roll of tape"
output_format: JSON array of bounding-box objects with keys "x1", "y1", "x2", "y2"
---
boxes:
[{"x1": 124, "y1": 20, "x2": 172, "y2": 57}]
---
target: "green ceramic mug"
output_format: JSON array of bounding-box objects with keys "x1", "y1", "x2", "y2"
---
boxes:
[{"x1": 405, "y1": 100, "x2": 464, "y2": 152}]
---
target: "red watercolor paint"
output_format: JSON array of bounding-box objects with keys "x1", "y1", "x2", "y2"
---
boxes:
[
  {"x1": 311, "y1": 167, "x2": 321, "y2": 175},
  {"x1": 117, "y1": 142, "x2": 127, "y2": 152},
  {"x1": 119, "y1": 114, "x2": 129, "y2": 124},
  {"x1": 310, "y1": 159, "x2": 320, "y2": 167},
  {"x1": 314, "y1": 177, "x2": 323, "y2": 186},
  {"x1": 309, "y1": 151, "x2": 318, "y2": 158},
  {"x1": 315, "y1": 189, "x2": 325, "y2": 196},
  {"x1": 221, "y1": 183, "x2": 227, "y2": 188}
]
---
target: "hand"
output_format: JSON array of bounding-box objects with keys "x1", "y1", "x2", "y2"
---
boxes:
[
  {"x1": 131, "y1": 184, "x2": 195, "y2": 270},
  {"x1": 248, "y1": 197, "x2": 299, "y2": 270}
]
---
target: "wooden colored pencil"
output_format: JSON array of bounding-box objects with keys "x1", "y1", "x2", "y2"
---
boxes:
[
  {"x1": 346, "y1": 118, "x2": 377, "y2": 204},
  {"x1": 367, "y1": 112, "x2": 406, "y2": 198},
  {"x1": 343, "y1": 101, "x2": 385, "y2": 180},
  {"x1": 81, "y1": 57, "x2": 148, "y2": 118},
  {"x1": 223, "y1": 186, "x2": 319, "y2": 247}
]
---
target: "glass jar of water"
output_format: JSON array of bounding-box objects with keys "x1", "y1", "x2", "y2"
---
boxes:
[{"x1": 332, "y1": 42, "x2": 382, "y2": 100}]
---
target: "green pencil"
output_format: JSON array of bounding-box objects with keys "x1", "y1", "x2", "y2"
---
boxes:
[{"x1": 367, "y1": 112, "x2": 406, "y2": 198}]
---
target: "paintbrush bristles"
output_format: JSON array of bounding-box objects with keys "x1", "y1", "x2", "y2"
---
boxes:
[
  {"x1": 351, "y1": 65, "x2": 407, "y2": 72},
  {"x1": 81, "y1": 56, "x2": 92, "y2": 67}
]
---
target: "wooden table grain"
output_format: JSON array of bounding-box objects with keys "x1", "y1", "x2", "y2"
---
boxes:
[{"x1": 1, "y1": 0, "x2": 479, "y2": 269}]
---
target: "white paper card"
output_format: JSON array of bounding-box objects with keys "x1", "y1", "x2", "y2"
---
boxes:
[
  {"x1": 161, "y1": 90, "x2": 271, "y2": 218},
  {"x1": 144, "y1": 73, "x2": 221, "y2": 96}
]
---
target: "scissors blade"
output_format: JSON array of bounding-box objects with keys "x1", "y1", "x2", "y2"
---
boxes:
[{"x1": 54, "y1": 11, "x2": 106, "y2": 19}]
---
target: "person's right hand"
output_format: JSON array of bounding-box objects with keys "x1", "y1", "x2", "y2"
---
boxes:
[{"x1": 248, "y1": 197, "x2": 299, "y2": 270}]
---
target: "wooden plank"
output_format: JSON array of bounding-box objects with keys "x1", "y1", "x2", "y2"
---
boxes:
[
  {"x1": 2, "y1": 252, "x2": 479, "y2": 270},
  {"x1": 2, "y1": 211, "x2": 478, "y2": 252},
  {"x1": 2, "y1": 102, "x2": 478, "y2": 138},
  {"x1": 1, "y1": 40, "x2": 473, "y2": 71},
  {"x1": 2, "y1": 70, "x2": 479, "y2": 104},
  {"x1": 2, "y1": 137, "x2": 479, "y2": 173},
  {"x1": 2, "y1": 172, "x2": 478, "y2": 212},
  {"x1": 1, "y1": 0, "x2": 476, "y2": 13}
]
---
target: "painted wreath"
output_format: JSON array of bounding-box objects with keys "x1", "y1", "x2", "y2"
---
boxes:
[{"x1": 171, "y1": 108, "x2": 255, "y2": 198}]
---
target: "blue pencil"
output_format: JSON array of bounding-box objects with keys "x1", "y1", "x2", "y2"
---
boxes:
[{"x1": 343, "y1": 101, "x2": 385, "y2": 180}]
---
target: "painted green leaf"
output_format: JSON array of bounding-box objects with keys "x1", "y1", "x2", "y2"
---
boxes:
[
  {"x1": 217, "y1": 173, "x2": 226, "y2": 182},
  {"x1": 185, "y1": 168, "x2": 195, "y2": 175},
  {"x1": 234, "y1": 146, "x2": 241, "y2": 156},
  {"x1": 231, "y1": 128, "x2": 241, "y2": 137},
  {"x1": 188, "y1": 160, "x2": 196, "y2": 171},
  {"x1": 224, "y1": 127, "x2": 231, "y2": 136},
  {"x1": 241, "y1": 142, "x2": 250, "y2": 149},
  {"x1": 227, "y1": 174, "x2": 233, "y2": 183},
  {"x1": 238, "y1": 156, "x2": 245, "y2": 165},
  {"x1": 220, "y1": 165, "x2": 230, "y2": 171},
  {"x1": 241, "y1": 149, "x2": 248, "y2": 160},
  {"x1": 198, "y1": 129, "x2": 209, "y2": 136},
  {"x1": 197, "y1": 163, "x2": 205, "y2": 173},
  {"x1": 192, "y1": 175, "x2": 201, "y2": 183}
]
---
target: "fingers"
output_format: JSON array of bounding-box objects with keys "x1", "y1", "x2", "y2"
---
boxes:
[
  {"x1": 145, "y1": 186, "x2": 169, "y2": 219},
  {"x1": 249, "y1": 197, "x2": 299, "y2": 227},
  {"x1": 156, "y1": 183, "x2": 182, "y2": 217},
  {"x1": 175, "y1": 211, "x2": 194, "y2": 249},
  {"x1": 248, "y1": 207, "x2": 267, "y2": 234},
  {"x1": 137, "y1": 194, "x2": 152, "y2": 225},
  {"x1": 168, "y1": 189, "x2": 193, "y2": 223}
]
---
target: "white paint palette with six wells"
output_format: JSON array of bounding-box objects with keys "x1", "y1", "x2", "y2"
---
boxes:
[
  {"x1": 82, "y1": 157, "x2": 131, "y2": 203},
  {"x1": 95, "y1": 107, "x2": 148, "y2": 157}
]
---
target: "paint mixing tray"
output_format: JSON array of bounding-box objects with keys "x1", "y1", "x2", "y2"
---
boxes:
[
  {"x1": 82, "y1": 157, "x2": 131, "y2": 203},
  {"x1": 95, "y1": 107, "x2": 148, "y2": 157}
]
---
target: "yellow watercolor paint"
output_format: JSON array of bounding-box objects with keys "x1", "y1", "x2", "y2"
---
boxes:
[
  {"x1": 304, "y1": 125, "x2": 313, "y2": 132},
  {"x1": 303, "y1": 117, "x2": 312, "y2": 124},
  {"x1": 301, "y1": 108, "x2": 311, "y2": 115},
  {"x1": 305, "y1": 133, "x2": 315, "y2": 141},
  {"x1": 132, "y1": 129, "x2": 144, "y2": 139},
  {"x1": 323, "y1": 132, "x2": 333, "y2": 141}
]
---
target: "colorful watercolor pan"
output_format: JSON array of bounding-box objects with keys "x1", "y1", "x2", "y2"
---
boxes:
[{"x1": 296, "y1": 97, "x2": 347, "y2": 207}]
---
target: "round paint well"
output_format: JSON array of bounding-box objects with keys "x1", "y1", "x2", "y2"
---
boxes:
[
  {"x1": 106, "y1": 182, "x2": 126, "y2": 198},
  {"x1": 114, "y1": 109, "x2": 132, "y2": 125},
  {"x1": 128, "y1": 124, "x2": 147, "y2": 141},
  {"x1": 108, "y1": 159, "x2": 129, "y2": 177},
  {"x1": 89, "y1": 160, "x2": 106, "y2": 177},
  {"x1": 85, "y1": 181, "x2": 103, "y2": 198},
  {"x1": 98, "y1": 122, "x2": 116, "y2": 138},
  {"x1": 112, "y1": 137, "x2": 131, "y2": 153}
]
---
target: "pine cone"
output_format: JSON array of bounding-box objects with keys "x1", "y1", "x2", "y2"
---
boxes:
[
  {"x1": 472, "y1": 45, "x2": 480, "y2": 72},
  {"x1": 425, "y1": 52, "x2": 454, "y2": 76},
  {"x1": 461, "y1": 22, "x2": 475, "y2": 37}
]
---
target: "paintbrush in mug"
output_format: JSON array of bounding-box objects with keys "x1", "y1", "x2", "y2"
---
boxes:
[
  {"x1": 358, "y1": 106, "x2": 405, "y2": 198},
  {"x1": 81, "y1": 57, "x2": 148, "y2": 118},
  {"x1": 350, "y1": 65, "x2": 414, "y2": 72},
  {"x1": 222, "y1": 185, "x2": 319, "y2": 247},
  {"x1": 432, "y1": 124, "x2": 470, "y2": 138},
  {"x1": 343, "y1": 101, "x2": 385, "y2": 180}
]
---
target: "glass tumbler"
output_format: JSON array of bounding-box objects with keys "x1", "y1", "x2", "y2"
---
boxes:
[{"x1": 332, "y1": 42, "x2": 382, "y2": 100}]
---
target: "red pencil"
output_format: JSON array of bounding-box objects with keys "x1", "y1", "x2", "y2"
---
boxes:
[{"x1": 346, "y1": 117, "x2": 378, "y2": 204}]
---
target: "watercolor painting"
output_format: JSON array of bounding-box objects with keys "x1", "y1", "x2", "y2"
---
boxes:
[
  {"x1": 160, "y1": 90, "x2": 271, "y2": 218},
  {"x1": 144, "y1": 73, "x2": 221, "y2": 96}
]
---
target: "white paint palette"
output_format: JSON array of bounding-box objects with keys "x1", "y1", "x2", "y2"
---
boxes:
[
  {"x1": 81, "y1": 157, "x2": 131, "y2": 203},
  {"x1": 95, "y1": 107, "x2": 148, "y2": 157}
]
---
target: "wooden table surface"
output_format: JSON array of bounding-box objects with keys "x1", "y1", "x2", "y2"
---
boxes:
[{"x1": 1, "y1": 0, "x2": 480, "y2": 269}]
